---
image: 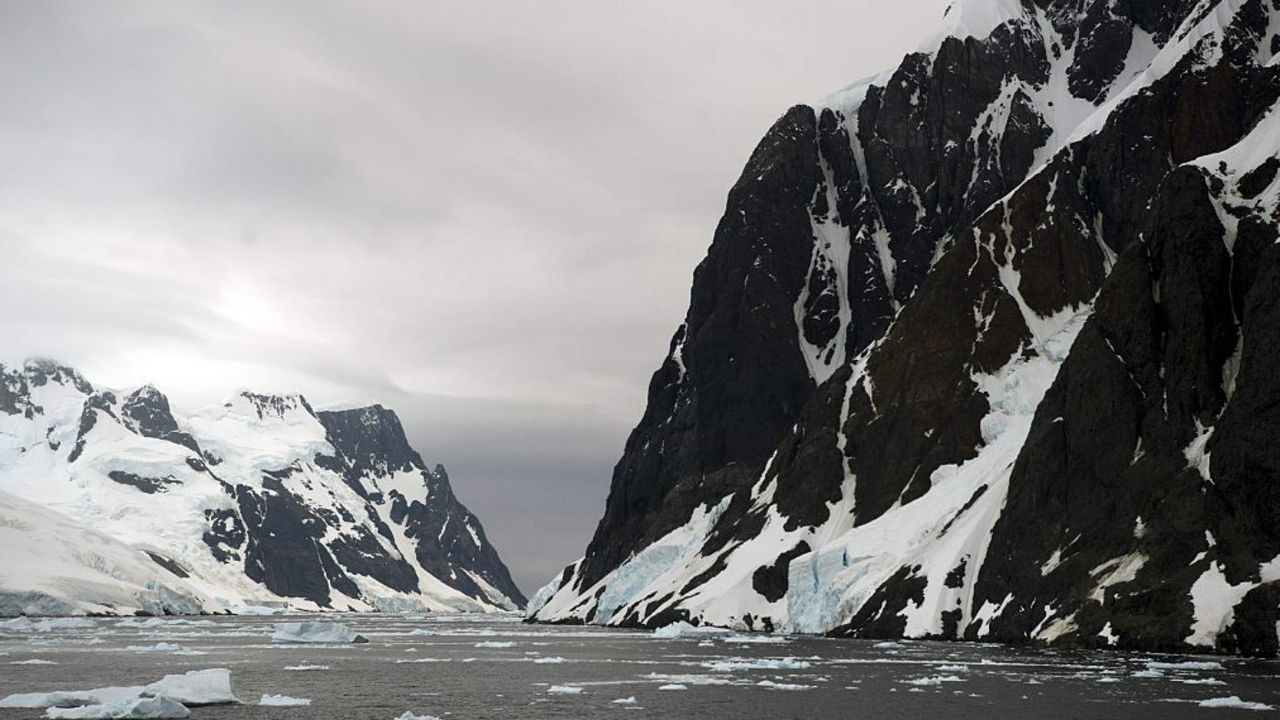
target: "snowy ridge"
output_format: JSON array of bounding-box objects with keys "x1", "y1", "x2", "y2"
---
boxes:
[{"x1": 0, "y1": 360, "x2": 524, "y2": 616}]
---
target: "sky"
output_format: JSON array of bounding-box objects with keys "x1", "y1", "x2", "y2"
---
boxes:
[{"x1": 0, "y1": 0, "x2": 951, "y2": 594}]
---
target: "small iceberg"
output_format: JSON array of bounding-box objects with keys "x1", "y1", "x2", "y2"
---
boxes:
[
  {"x1": 0, "y1": 668, "x2": 239, "y2": 716},
  {"x1": 1198, "y1": 696, "x2": 1274, "y2": 711},
  {"x1": 145, "y1": 669, "x2": 238, "y2": 706},
  {"x1": 271, "y1": 621, "x2": 367, "y2": 644},
  {"x1": 47, "y1": 696, "x2": 190, "y2": 719},
  {"x1": 0, "y1": 617, "x2": 96, "y2": 633},
  {"x1": 259, "y1": 694, "x2": 311, "y2": 707},
  {"x1": 652, "y1": 621, "x2": 731, "y2": 639}
]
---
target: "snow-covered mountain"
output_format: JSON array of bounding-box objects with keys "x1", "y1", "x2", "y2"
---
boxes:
[
  {"x1": 529, "y1": 0, "x2": 1280, "y2": 657},
  {"x1": 0, "y1": 359, "x2": 525, "y2": 616}
]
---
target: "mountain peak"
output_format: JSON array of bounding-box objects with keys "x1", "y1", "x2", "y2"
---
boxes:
[
  {"x1": 20, "y1": 358, "x2": 93, "y2": 395},
  {"x1": 227, "y1": 390, "x2": 315, "y2": 422},
  {"x1": 0, "y1": 365, "x2": 523, "y2": 615}
]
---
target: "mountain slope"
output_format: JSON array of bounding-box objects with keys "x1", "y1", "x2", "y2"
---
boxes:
[
  {"x1": 529, "y1": 0, "x2": 1280, "y2": 657},
  {"x1": 0, "y1": 360, "x2": 524, "y2": 615}
]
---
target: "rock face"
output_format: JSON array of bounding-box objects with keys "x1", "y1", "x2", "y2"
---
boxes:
[
  {"x1": 0, "y1": 359, "x2": 524, "y2": 615},
  {"x1": 530, "y1": 0, "x2": 1280, "y2": 656}
]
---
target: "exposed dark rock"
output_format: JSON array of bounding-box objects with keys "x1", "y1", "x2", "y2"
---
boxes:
[
  {"x1": 108, "y1": 471, "x2": 180, "y2": 494},
  {"x1": 203, "y1": 507, "x2": 246, "y2": 564},
  {"x1": 318, "y1": 408, "x2": 526, "y2": 608},
  {"x1": 752, "y1": 541, "x2": 810, "y2": 602},
  {"x1": 121, "y1": 385, "x2": 201, "y2": 454},
  {"x1": 146, "y1": 552, "x2": 190, "y2": 579}
]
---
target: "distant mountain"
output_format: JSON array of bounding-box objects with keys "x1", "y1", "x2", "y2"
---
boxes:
[
  {"x1": 0, "y1": 359, "x2": 525, "y2": 615},
  {"x1": 529, "y1": 0, "x2": 1280, "y2": 657}
]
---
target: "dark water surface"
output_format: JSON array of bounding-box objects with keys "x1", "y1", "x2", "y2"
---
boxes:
[{"x1": 2, "y1": 613, "x2": 1278, "y2": 718}]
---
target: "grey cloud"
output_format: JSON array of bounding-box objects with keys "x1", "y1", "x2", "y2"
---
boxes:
[{"x1": 0, "y1": 0, "x2": 950, "y2": 593}]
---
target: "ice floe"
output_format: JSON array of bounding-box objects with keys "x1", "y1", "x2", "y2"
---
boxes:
[
  {"x1": 703, "y1": 657, "x2": 811, "y2": 671},
  {"x1": 114, "y1": 618, "x2": 214, "y2": 629},
  {"x1": 0, "y1": 669, "x2": 237, "y2": 718},
  {"x1": 756, "y1": 680, "x2": 813, "y2": 691},
  {"x1": 547, "y1": 685, "x2": 583, "y2": 695},
  {"x1": 125, "y1": 643, "x2": 203, "y2": 655},
  {"x1": 143, "y1": 669, "x2": 238, "y2": 706},
  {"x1": 1198, "y1": 696, "x2": 1274, "y2": 711},
  {"x1": 902, "y1": 675, "x2": 964, "y2": 687},
  {"x1": 259, "y1": 694, "x2": 311, "y2": 707},
  {"x1": 652, "y1": 622, "x2": 730, "y2": 639},
  {"x1": 47, "y1": 696, "x2": 190, "y2": 719},
  {"x1": 1, "y1": 617, "x2": 95, "y2": 632},
  {"x1": 271, "y1": 621, "x2": 366, "y2": 644},
  {"x1": 1144, "y1": 659, "x2": 1223, "y2": 671}
]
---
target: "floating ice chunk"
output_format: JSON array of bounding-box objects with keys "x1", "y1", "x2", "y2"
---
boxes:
[
  {"x1": 1198, "y1": 696, "x2": 1274, "y2": 711},
  {"x1": 10, "y1": 658, "x2": 56, "y2": 665},
  {"x1": 144, "y1": 669, "x2": 238, "y2": 706},
  {"x1": 873, "y1": 641, "x2": 906, "y2": 650},
  {"x1": 283, "y1": 664, "x2": 329, "y2": 671},
  {"x1": 903, "y1": 675, "x2": 964, "y2": 687},
  {"x1": 0, "y1": 617, "x2": 95, "y2": 632},
  {"x1": 393, "y1": 714, "x2": 443, "y2": 720},
  {"x1": 547, "y1": 685, "x2": 583, "y2": 695},
  {"x1": 722, "y1": 634, "x2": 787, "y2": 644},
  {"x1": 652, "y1": 622, "x2": 730, "y2": 639},
  {"x1": 125, "y1": 643, "x2": 203, "y2": 655},
  {"x1": 657, "y1": 684, "x2": 687, "y2": 691},
  {"x1": 115, "y1": 619, "x2": 213, "y2": 629},
  {"x1": 259, "y1": 694, "x2": 310, "y2": 707},
  {"x1": 1145, "y1": 660, "x2": 1223, "y2": 671},
  {"x1": 474, "y1": 641, "x2": 514, "y2": 648},
  {"x1": 395, "y1": 658, "x2": 450, "y2": 664},
  {"x1": 0, "y1": 685, "x2": 142, "y2": 709},
  {"x1": 271, "y1": 622, "x2": 366, "y2": 644},
  {"x1": 231, "y1": 604, "x2": 286, "y2": 615},
  {"x1": 612, "y1": 696, "x2": 638, "y2": 705},
  {"x1": 532, "y1": 656, "x2": 565, "y2": 664},
  {"x1": 1132, "y1": 669, "x2": 1164, "y2": 678},
  {"x1": 46, "y1": 696, "x2": 190, "y2": 719},
  {"x1": 757, "y1": 680, "x2": 813, "y2": 691},
  {"x1": 1174, "y1": 677, "x2": 1226, "y2": 685},
  {"x1": 703, "y1": 657, "x2": 811, "y2": 671},
  {"x1": 936, "y1": 664, "x2": 968, "y2": 672}
]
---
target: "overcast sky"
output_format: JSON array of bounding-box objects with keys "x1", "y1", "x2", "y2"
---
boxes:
[{"x1": 1, "y1": 0, "x2": 950, "y2": 594}]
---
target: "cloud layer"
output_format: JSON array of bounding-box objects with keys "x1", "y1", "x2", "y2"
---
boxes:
[{"x1": 0, "y1": 0, "x2": 949, "y2": 592}]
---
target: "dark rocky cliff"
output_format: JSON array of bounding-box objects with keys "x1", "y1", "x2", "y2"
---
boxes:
[{"x1": 532, "y1": 0, "x2": 1280, "y2": 656}]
